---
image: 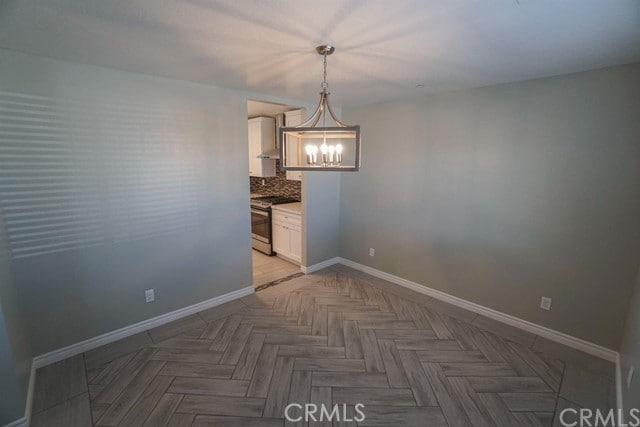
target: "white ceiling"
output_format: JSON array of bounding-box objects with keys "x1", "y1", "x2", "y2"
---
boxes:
[{"x1": 0, "y1": 0, "x2": 639, "y2": 106}]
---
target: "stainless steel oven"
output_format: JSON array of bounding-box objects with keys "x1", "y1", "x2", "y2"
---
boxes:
[{"x1": 251, "y1": 207, "x2": 272, "y2": 254}]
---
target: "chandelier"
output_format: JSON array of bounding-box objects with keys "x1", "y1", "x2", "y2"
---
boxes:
[{"x1": 279, "y1": 45, "x2": 361, "y2": 171}]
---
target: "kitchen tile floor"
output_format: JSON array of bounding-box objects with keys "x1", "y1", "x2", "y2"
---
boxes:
[
  {"x1": 252, "y1": 249, "x2": 300, "y2": 288},
  {"x1": 30, "y1": 265, "x2": 616, "y2": 426}
]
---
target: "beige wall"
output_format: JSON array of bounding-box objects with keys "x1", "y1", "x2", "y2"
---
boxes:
[{"x1": 341, "y1": 63, "x2": 640, "y2": 350}]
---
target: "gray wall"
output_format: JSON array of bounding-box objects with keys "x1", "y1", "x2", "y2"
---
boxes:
[
  {"x1": 0, "y1": 49, "x2": 255, "y2": 356},
  {"x1": 303, "y1": 171, "x2": 341, "y2": 266},
  {"x1": 0, "y1": 306, "x2": 26, "y2": 425},
  {"x1": 0, "y1": 207, "x2": 31, "y2": 425},
  {"x1": 621, "y1": 265, "x2": 640, "y2": 412},
  {"x1": 341, "y1": 63, "x2": 640, "y2": 350}
]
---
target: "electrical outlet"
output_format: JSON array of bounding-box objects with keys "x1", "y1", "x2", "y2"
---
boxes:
[
  {"x1": 540, "y1": 296, "x2": 552, "y2": 310},
  {"x1": 145, "y1": 289, "x2": 155, "y2": 303},
  {"x1": 628, "y1": 366, "x2": 635, "y2": 389},
  {"x1": 369, "y1": 248, "x2": 375, "y2": 257}
]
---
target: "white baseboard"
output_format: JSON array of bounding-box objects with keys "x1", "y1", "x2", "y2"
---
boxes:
[
  {"x1": 24, "y1": 362, "x2": 35, "y2": 426},
  {"x1": 3, "y1": 417, "x2": 26, "y2": 427},
  {"x1": 301, "y1": 257, "x2": 340, "y2": 274},
  {"x1": 338, "y1": 257, "x2": 618, "y2": 362},
  {"x1": 1, "y1": 360, "x2": 36, "y2": 427},
  {"x1": 32, "y1": 285, "x2": 254, "y2": 369},
  {"x1": 616, "y1": 353, "x2": 623, "y2": 412}
]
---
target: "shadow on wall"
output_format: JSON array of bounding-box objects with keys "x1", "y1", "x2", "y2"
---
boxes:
[{"x1": 0, "y1": 90, "x2": 206, "y2": 260}]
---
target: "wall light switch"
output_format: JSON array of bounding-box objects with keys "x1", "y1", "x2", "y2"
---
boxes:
[
  {"x1": 540, "y1": 296, "x2": 552, "y2": 310},
  {"x1": 145, "y1": 289, "x2": 155, "y2": 303},
  {"x1": 369, "y1": 248, "x2": 375, "y2": 257}
]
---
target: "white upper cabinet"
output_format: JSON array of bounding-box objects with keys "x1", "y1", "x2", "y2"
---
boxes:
[
  {"x1": 248, "y1": 117, "x2": 276, "y2": 177},
  {"x1": 284, "y1": 109, "x2": 305, "y2": 181}
]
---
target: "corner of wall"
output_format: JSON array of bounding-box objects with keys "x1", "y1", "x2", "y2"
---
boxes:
[{"x1": 618, "y1": 263, "x2": 640, "y2": 413}]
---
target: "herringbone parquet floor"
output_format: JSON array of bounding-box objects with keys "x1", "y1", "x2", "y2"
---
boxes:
[{"x1": 31, "y1": 265, "x2": 616, "y2": 426}]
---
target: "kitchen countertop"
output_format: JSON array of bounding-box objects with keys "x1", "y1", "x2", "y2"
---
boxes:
[{"x1": 271, "y1": 202, "x2": 302, "y2": 214}]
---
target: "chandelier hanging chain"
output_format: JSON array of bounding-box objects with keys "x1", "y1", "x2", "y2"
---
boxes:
[
  {"x1": 322, "y1": 51, "x2": 328, "y2": 90},
  {"x1": 322, "y1": 51, "x2": 327, "y2": 127}
]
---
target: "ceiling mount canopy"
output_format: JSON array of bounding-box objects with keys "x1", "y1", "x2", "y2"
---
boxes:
[
  {"x1": 315, "y1": 45, "x2": 335, "y2": 56},
  {"x1": 279, "y1": 45, "x2": 361, "y2": 172}
]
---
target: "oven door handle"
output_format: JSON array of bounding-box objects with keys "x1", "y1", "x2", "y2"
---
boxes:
[{"x1": 251, "y1": 208, "x2": 269, "y2": 217}]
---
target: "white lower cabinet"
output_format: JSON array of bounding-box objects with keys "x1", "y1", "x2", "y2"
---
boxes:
[
  {"x1": 272, "y1": 209, "x2": 301, "y2": 264},
  {"x1": 272, "y1": 221, "x2": 289, "y2": 257},
  {"x1": 289, "y1": 227, "x2": 301, "y2": 262}
]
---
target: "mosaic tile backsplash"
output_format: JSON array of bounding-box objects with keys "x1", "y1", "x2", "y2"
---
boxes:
[{"x1": 249, "y1": 160, "x2": 301, "y2": 200}]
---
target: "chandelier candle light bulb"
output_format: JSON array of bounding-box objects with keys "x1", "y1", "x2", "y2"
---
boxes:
[
  {"x1": 320, "y1": 141, "x2": 329, "y2": 164},
  {"x1": 305, "y1": 144, "x2": 314, "y2": 165},
  {"x1": 336, "y1": 143, "x2": 343, "y2": 163},
  {"x1": 328, "y1": 145, "x2": 335, "y2": 163}
]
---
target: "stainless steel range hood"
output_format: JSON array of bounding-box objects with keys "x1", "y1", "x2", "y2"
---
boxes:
[{"x1": 258, "y1": 113, "x2": 283, "y2": 160}]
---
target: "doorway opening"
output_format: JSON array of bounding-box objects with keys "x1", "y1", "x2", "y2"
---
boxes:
[{"x1": 247, "y1": 99, "x2": 305, "y2": 289}]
